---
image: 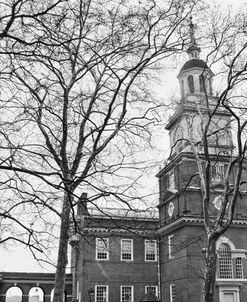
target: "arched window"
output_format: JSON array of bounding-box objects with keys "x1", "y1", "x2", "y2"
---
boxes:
[
  {"x1": 199, "y1": 74, "x2": 205, "y2": 93},
  {"x1": 209, "y1": 79, "x2": 213, "y2": 95},
  {"x1": 188, "y1": 75, "x2": 194, "y2": 94},
  {"x1": 6, "y1": 286, "x2": 22, "y2": 302},
  {"x1": 29, "y1": 287, "x2": 44, "y2": 302},
  {"x1": 218, "y1": 243, "x2": 233, "y2": 278}
]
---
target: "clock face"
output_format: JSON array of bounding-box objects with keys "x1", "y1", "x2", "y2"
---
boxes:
[
  {"x1": 168, "y1": 202, "x2": 175, "y2": 217},
  {"x1": 213, "y1": 195, "x2": 223, "y2": 211}
]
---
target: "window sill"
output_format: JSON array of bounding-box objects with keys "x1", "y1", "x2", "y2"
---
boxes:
[
  {"x1": 216, "y1": 279, "x2": 247, "y2": 284},
  {"x1": 167, "y1": 188, "x2": 178, "y2": 194}
]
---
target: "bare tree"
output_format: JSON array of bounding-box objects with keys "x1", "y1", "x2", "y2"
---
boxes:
[
  {"x1": 0, "y1": 0, "x2": 71, "y2": 263},
  {"x1": 171, "y1": 9, "x2": 247, "y2": 302},
  {"x1": 196, "y1": 12, "x2": 247, "y2": 302},
  {"x1": 0, "y1": 0, "x2": 65, "y2": 44},
  {"x1": 0, "y1": 0, "x2": 198, "y2": 300},
  {"x1": 198, "y1": 72, "x2": 247, "y2": 302}
]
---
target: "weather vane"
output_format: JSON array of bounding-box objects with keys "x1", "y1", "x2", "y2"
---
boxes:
[{"x1": 187, "y1": 15, "x2": 201, "y2": 59}]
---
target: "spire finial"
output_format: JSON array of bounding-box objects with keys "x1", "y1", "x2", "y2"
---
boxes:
[
  {"x1": 189, "y1": 16, "x2": 196, "y2": 45},
  {"x1": 187, "y1": 16, "x2": 201, "y2": 59}
]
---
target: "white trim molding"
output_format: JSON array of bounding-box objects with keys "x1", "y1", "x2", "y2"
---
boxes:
[
  {"x1": 218, "y1": 285, "x2": 240, "y2": 302},
  {"x1": 216, "y1": 236, "x2": 236, "y2": 250}
]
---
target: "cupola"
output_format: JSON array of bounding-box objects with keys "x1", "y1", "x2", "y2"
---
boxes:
[{"x1": 178, "y1": 18, "x2": 214, "y2": 99}]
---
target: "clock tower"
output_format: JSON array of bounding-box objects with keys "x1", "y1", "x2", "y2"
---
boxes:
[{"x1": 157, "y1": 19, "x2": 247, "y2": 302}]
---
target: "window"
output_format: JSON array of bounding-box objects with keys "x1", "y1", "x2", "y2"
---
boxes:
[
  {"x1": 145, "y1": 286, "x2": 158, "y2": 297},
  {"x1": 121, "y1": 286, "x2": 133, "y2": 302},
  {"x1": 235, "y1": 257, "x2": 243, "y2": 279},
  {"x1": 188, "y1": 75, "x2": 194, "y2": 93},
  {"x1": 77, "y1": 281, "x2": 81, "y2": 302},
  {"x1": 217, "y1": 237, "x2": 245, "y2": 280},
  {"x1": 209, "y1": 79, "x2": 213, "y2": 95},
  {"x1": 168, "y1": 170, "x2": 175, "y2": 191},
  {"x1": 168, "y1": 235, "x2": 174, "y2": 259},
  {"x1": 170, "y1": 284, "x2": 176, "y2": 302},
  {"x1": 199, "y1": 74, "x2": 205, "y2": 93},
  {"x1": 218, "y1": 243, "x2": 233, "y2": 279},
  {"x1": 221, "y1": 129, "x2": 231, "y2": 146},
  {"x1": 145, "y1": 240, "x2": 157, "y2": 261},
  {"x1": 6, "y1": 287, "x2": 22, "y2": 302},
  {"x1": 121, "y1": 239, "x2": 133, "y2": 261},
  {"x1": 181, "y1": 79, "x2": 184, "y2": 98},
  {"x1": 96, "y1": 238, "x2": 109, "y2": 260},
  {"x1": 95, "y1": 285, "x2": 108, "y2": 302},
  {"x1": 212, "y1": 163, "x2": 224, "y2": 181}
]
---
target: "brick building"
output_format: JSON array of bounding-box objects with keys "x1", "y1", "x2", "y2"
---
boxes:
[
  {"x1": 70, "y1": 204, "x2": 159, "y2": 302},
  {"x1": 2, "y1": 24, "x2": 247, "y2": 302},
  {"x1": 69, "y1": 30, "x2": 247, "y2": 302},
  {"x1": 156, "y1": 26, "x2": 247, "y2": 302}
]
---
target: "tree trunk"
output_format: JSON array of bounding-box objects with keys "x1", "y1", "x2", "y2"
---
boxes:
[
  {"x1": 53, "y1": 192, "x2": 72, "y2": 302},
  {"x1": 201, "y1": 236, "x2": 218, "y2": 302}
]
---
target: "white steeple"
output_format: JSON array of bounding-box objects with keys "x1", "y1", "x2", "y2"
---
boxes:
[
  {"x1": 177, "y1": 17, "x2": 213, "y2": 99},
  {"x1": 187, "y1": 16, "x2": 201, "y2": 59}
]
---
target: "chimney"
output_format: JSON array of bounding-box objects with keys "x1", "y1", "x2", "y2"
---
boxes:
[{"x1": 77, "y1": 192, "x2": 88, "y2": 216}]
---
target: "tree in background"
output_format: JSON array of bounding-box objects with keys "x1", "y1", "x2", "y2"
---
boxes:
[
  {"x1": 0, "y1": 0, "x2": 67, "y2": 258},
  {"x1": 198, "y1": 60, "x2": 247, "y2": 301},
  {"x1": 0, "y1": 0, "x2": 65, "y2": 43},
  {"x1": 170, "y1": 8, "x2": 247, "y2": 302},
  {"x1": 0, "y1": 0, "x2": 197, "y2": 300}
]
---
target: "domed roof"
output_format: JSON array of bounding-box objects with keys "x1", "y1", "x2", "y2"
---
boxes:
[{"x1": 180, "y1": 59, "x2": 209, "y2": 73}]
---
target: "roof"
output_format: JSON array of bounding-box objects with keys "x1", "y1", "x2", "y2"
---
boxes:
[
  {"x1": 87, "y1": 207, "x2": 159, "y2": 220},
  {"x1": 179, "y1": 59, "x2": 209, "y2": 73}
]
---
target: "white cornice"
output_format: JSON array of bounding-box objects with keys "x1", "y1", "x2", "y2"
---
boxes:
[
  {"x1": 83, "y1": 227, "x2": 157, "y2": 236},
  {"x1": 157, "y1": 217, "x2": 247, "y2": 234}
]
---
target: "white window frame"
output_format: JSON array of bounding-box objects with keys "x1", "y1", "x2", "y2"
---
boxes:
[
  {"x1": 145, "y1": 285, "x2": 158, "y2": 297},
  {"x1": 120, "y1": 285, "x2": 134, "y2": 302},
  {"x1": 170, "y1": 284, "x2": 176, "y2": 302},
  {"x1": 168, "y1": 234, "x2": 174, "y2": 259},
  {"x1": 121, "y1": 239, "x2": 133, "y2": 261},
  {"x1": 212, "y1": 163, "x2": 225, "y2": 181},
  {"x1": 145, "y1": 240, "x2": 157, "y2": 261},
  {"x1": 218, "y1": 243, "x2": 233, "y2": 279},
  {"x1": 95, "y1": 285, "x2": 108, "y2": 302},
  {"x1": 218, "y1": 286, "x2": 240, "y2": 302},
  {"x1": 235, "y1": 257, "x2": 243, "y2": 279},
  {"x1": 216, "y1": 236, "x2": 245, "y2": 281},
  {"x1": 76, "y1": 280, "x2": 81, "y2": 302},
  {"x1": 95, "y1": 238, "x2": 109, "y2": 260}
]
